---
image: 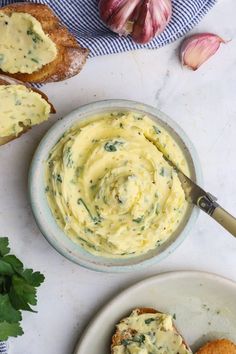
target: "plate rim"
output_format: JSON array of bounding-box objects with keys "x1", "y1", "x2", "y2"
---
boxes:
[{"x1": 73, "y1": 270, "x2": 236, "y2": 353}]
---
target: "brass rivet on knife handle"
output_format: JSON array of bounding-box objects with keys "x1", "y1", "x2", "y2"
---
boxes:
[{"x1": 197, "y1": 194, "x2": 219, "y2": 216}]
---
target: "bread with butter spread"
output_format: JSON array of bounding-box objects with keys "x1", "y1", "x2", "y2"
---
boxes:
[
  {"x1": 0, "y1": 3, "x2": 89, "y2": 83},
  {"x1": 0, "y1": 75, "x2": 55, "y2": 145},
  {"x1": 111, "y1": 308, "x2": 192, "y2": 354}
]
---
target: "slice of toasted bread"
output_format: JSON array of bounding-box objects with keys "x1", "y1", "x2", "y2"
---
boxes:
[
  {"x1": 0, "y1": 3, "x2": 89, "y2": 83},
  {"x1": 196, "y1": 339, "x2": 236, "y2": 354},
  {"x1": 111, "y1": 307, "x2": 192, "y2": 353},
  {"x1": 0, "y1": 74, "x2": 55, "y2": 146}
]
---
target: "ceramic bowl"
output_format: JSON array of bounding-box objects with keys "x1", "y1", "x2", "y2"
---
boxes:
[{"x1": 29, "y1": 99, "x2": 202, "y2": 272}]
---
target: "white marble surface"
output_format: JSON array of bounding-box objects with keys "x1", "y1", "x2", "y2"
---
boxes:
[{"x1": 0, "y1": 0, "x2": 236, "y2": 353}]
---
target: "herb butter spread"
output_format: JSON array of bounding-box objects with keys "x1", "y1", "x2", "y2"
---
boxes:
[
  {"x1": 45, "y1": 112, "x2": 189, "y2": 257},
  {"x1": 0, "y1": 12, "x2": 57, "y2": 74},
  {"x1": 0, "y1": 85, "x2": 51, "y2": 137},
  {"x1": 113, "y1": 309, "x2": 192, "y2": 354}
]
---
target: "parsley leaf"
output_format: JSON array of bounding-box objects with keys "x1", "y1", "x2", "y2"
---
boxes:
[
  {"x1": 0, "y1": 259, "x2": 14, "y2": 276},
  {"x1": 3, "y1": 255, "x2": 23, "y2": 274},
  {"x1": 13, "y1": 276, "x2": 37, "y2": 306},
  {"x1": 0, "y1": 294, "x2": 21, "y2": 323},
  {"x1": 9, "y1": 287, "x2": 34, "y2": 313},
  {"x1": 0, "y1": 322, "x2": 23, "y2": 341},
  {"x1": 0, "y1": 237, "x2": 45, "y2": 340},
  {"x1": 22, "y1": 269, "x2": 45, "y2": 287},
  {"x1": 0, "y1": 238, "x2": 10, "y2": 257}
]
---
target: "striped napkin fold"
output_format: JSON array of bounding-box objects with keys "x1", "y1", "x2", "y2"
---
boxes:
[{"x1": 0, "y1": 342, "x2": 8, "y2": 354}]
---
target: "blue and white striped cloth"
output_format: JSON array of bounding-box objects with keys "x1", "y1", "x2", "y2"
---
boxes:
[
  {"x1": 0, "y1": 342, "x2": 8, "y2": 354},
  {"x1": 1, "y1": 0, "x2": 216, "y2": 57}
]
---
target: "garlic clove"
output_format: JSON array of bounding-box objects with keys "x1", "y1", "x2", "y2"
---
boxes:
[
  {"x1": 132, "y1": 0, "x2": 172, "y2": 44},
  {"x1": 180, "y1": 33, "x2": 225, "y2": 71},
  {"x1": 99, "y1": 0, "x2": 124, "y2": 22},
  {"x1": 132, "y1": 1, "x2": 153, "y2": 44},
  {"x1": 99, "y1": 0, "x2": 140, "y2": 36}
]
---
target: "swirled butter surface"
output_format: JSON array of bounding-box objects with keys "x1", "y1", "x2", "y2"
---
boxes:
[
  {"x1": 45, "y1": 112, "x2": 190, "y2": 257},
  {"x1": 0, "y1": 85, "x2": 51, "y2": 138},
  {"x1": 0, "y1": 12, "x2": 57, "y2": 74},
  {"x1": 112, "y1": 309, "x2": 192, "y2": 354}
]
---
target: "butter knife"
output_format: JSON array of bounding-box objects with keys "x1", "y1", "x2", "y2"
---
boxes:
[{"x1": 177, "y1": 169, "x2": 236, "y2": 237}]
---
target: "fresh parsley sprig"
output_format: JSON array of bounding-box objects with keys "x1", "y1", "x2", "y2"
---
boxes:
[{"x1": 0, "y1": 237, "x2": 45, "y2": 341}]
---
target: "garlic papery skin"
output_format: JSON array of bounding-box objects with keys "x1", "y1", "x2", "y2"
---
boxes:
[
  {"x1": 98, "y1": 0, "x2": 172, "y2": 43},
  {"x1": 180, "y1": 33, "x2": 225, "y2": 71}
]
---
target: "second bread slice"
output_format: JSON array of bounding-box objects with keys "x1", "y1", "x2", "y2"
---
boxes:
[
  {"x1": 0, "y1": 75, "x2": 55, "y2": 145},
  {"x1": 111, "y1": 307, "x2": 192, "y2": 354}
]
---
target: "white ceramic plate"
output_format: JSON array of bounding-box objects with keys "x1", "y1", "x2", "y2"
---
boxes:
[{"x1": 74, "y1": 271, "x2": 236, "y2": 354}]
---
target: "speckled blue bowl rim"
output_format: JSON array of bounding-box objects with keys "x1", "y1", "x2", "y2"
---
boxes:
[{"x1": 28, "y1": 99, "x2": 203, "y2": 273}]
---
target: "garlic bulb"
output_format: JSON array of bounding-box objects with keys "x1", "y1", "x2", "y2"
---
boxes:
[
  {"x1": 98, "y1": 0, "x2": 172, "y2": 44},
  {"x1": 180, "y1": 33, "x2": 225, "y2": 71}
]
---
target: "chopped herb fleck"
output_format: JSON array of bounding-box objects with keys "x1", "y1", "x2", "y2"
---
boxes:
[
  {"x1": 0, "y1": 53, "x2": 4, "y2": 63},
  {"x1": 116, "y1": 112, "x2": 124, "y2": 117},
  {"x1": 133, "y1": 216, "x2": 144, "y2": 223},
  {"x1": 134, "y1": 114, "x2": 144, "y2": 120},
  {"x1": 31, "y1": 58, "x2": 39, "y2": 63},
  {"x1": 64, "y1": 147, "x2": 73, "y2": 167},
  {"x1": 15, "y1": 99, "x2": 22, "y2": 106},
  {"x1": 27, "y1": 29, "x2": 42, "y2": 43},
  {"x1": 56, "y1": 174, "x2": 62, "y2": 183},
  {"x1": 145, "y1": 318, "x2": 156, "y2": 324},
  {"x1": 133, "y1": 334, "x2": 145, "y2": 344},
  {"x1": 104, "y1": 140, "x2": 124, "y2": 152},
  {"x1": 77, "y1": 198, "x2": 101, "y2": 224},
  {"x1": 153, "y1": 126, "x2": 161, "y2": 134},
  {"x1": 117, "y1": 196, "x2": 123, "y2": 204},
  {"x1": 121, "y1": 339, "x2": 131, "y2": 346},
  {"x1": 159, "y1": 167, "x2": 165, "y2": 176},
  {"x1": 90, "y1": 184, "x2": 97, "y2": 191},
  {"x1": 75, "y1": 166, "x2": 83, "y2": 177},
  {"x1": 202, "y1": 304, "x2": 210, "y2": 311}
]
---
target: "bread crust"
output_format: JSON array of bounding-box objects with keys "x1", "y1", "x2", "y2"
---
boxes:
[
  {"x1": 0, "y1": 75, "x2": 55, "y2": 146},
  {"x1": 111, "y1": 307, "x2": 191, "y2": 353},
  {"x1": 0, "y1": 3, "x2": 89, "y2": 83},
  {"x1": 196, "y1": 339, "x2": 236, "y2": 354}
]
